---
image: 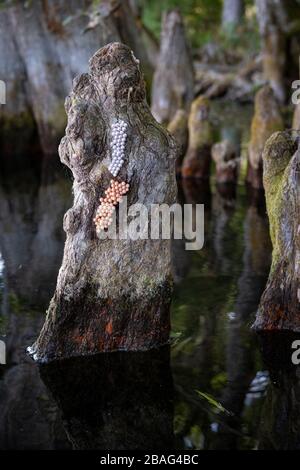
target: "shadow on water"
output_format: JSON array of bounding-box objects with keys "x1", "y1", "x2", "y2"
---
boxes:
[
  {"x1": 40, "y1": 347, "x2": 174, "y2": 450},
  {"x1": 257, "y1": 332, "x2": 300, "y2": 450}
]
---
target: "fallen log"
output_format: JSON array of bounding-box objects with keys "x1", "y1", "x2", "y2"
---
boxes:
[
  {"x1": 29, "y1": 42, "x2": 178, "y2": 362},
  {"x1": 253, "y1": 131, "x2": 300, "y2": 331}
]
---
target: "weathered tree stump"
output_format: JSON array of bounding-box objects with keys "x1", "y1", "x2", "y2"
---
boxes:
[
  {"x1": 212, "y1": 140, "x2": 239, "y2": 185},
  {"x1": 253, "y1": 131, "x2": 300, "y2": 331},
  {"x1": 247, "y1": 85, "x2": 283, "y2": 189},
  {"x1": 151, "y1": 9, "x2": 194, "y2": 125},
  {"x1": 29, "y1": 42, "x2": 177, "y2": 362},
  {"x1": 181, "y1": 96, "x2": 212, "y2": 179},
  {"x1": 167, "y1": 109, "x2": 188, "y2": 175}
]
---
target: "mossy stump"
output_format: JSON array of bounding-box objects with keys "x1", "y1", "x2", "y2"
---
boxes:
[
  {"x1": 253, "y1": 131, "x2": 300, "y2": 331},
  {"x1": 247, "y1": 85, "x2": 284, "y2": 189}
]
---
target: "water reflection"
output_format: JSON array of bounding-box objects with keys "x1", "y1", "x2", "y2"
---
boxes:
[
  {"x1": 258, "y1": 332, "x2": 300, "y2": 450},
  {"x1": 1, "y1": 115, "x2": 297, "y2": 449},
  {"x1": 40, "y1": 347, "x2": 174, "y2": 450}
]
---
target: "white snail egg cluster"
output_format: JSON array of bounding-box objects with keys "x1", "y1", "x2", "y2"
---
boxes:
[{"x1": 108, "y1": 120, "x2": 128, "y2": 177}]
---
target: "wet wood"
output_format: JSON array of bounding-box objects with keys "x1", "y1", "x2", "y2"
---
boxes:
[{"x1": 30, "y1": 43, "x2": 177, "y2": 362}]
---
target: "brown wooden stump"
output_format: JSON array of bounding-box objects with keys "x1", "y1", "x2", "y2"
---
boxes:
[
  {"x1": 253, "y1": 131, "x2": 300, "y2": 331},
  {"x1": 29, "y1": 42, "x2": 178, "y2": 362}
]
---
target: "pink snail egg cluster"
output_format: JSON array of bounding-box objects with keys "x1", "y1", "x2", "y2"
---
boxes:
[{"x1": 94, "y1": 179, "x2": 130, "y2": 231}]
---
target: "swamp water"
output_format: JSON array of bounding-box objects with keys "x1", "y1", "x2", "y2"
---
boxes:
[{"x1": 0, "y1": 101, "x2": 299, "y2": 450}]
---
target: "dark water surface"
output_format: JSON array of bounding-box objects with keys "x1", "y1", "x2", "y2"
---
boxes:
[{"x1": 0, "y1": 102, "x2": 300, "y2": 450}]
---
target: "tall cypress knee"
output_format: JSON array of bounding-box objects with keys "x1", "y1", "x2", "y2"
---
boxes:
[
  {"x1": 29, "y1": 42, "x2": 178, "y2": 362},
  {"x1": 253, "y1": 131, "x2": 300, "y2": 331}
]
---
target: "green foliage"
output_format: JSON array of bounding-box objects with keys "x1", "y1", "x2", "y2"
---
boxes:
[
  {"x1": 195, "y1": 390, "x2": 233, "y2": 415},
  {"x1": 141, "y1": 0, "x2": 222, "y2": 48}
]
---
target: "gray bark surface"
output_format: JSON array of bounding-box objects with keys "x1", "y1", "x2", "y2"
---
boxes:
[
  {"x1": 222, "y1": 0, "x2": 244, "y2": 31},
  {"x1": 30, "y1": 42, "x2": 178, "y2": 362},
  {"x1": 151, "y1": 10, "x2": 194, "y2": 125}
]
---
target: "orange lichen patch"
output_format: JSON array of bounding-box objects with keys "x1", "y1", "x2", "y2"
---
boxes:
[{"x1": 105, "y1": 320, "x2": 113, "y2": 335}]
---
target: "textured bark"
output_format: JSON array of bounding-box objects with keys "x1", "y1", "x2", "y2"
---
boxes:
[
  {"x1": 181, "y1": 96, "x2": 212, "y2": 179},
  {"x1": 253, "y1": 131, "x2": 300, "y2": 331},
  {"x1": 0, "y1": 0, "x2": 152, "y2": 156},
  {"x1": 39, "y1": 346, "x2": 174, "y2": 450},
  {"x1": 151, "y1": 10, "x2": 194, "y2": 125},
  {"x1": 222, "y1": 0, "x2": 244, "y2": 32},
  {"x1": 247, "y1": 85, "x2": 283, "y2": 189},
  {"x1": 212, "y1": 140, "x2": 239, "y2": 184},
  {"x1": 167, "y1": 109, "x2": 188, "y2": 175},
  {"x1": 255, "y1": 0, "x2": 300, "y2": 103},
  {"x1": 29, "y1": 43, "x2": 177, "y2": 362}
]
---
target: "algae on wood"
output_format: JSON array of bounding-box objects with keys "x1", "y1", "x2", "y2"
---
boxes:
[{"x1": 253, "y1": 131, "x2": 300, "y2": 331}]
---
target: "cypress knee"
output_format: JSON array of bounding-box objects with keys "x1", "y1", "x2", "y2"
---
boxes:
[
  {"x1": 253, "y1": 131, "x2": 300, "y2": 331},
  {"x1": 247, "y1": 85, "x2": 283, "y2": 189},
  {"x1": 181, "y1": 95, "x2": 212, "y2": 179},
  {"x1": 212, "y1": 140, "x2": 239, "y2": 185},
  {"x1": 29, "y1": 42, "x2": 178, "y2": 362},
  {"x1": 167, "y1": 109, "x2": 188, "y2": 175},
  {"x1": 151, "y1": 9, "x2": 194, "y2": 125}
]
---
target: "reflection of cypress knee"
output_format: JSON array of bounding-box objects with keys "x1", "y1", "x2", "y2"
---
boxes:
[
  {"x1": 30, "y1": 43, "x2": 178, "y2": 362},
  {"x1": 151, "y1": 10, "x2": 194, "y2": 125},
  {"x1": 181, "y1": 96, "x2": 212, "y2": 179},
  {"x1": 253, "y1": 131, "x2": 300, "y2": 331},
  {"x1": 247, "y1": 86, "x2": 283, "y2": 190},
  {"x1": 40, "y1": 347, "x2": 174, "y2": 450},
  {"x1": 212, "y1": 140, "x2": 238, "y2": 185}
]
